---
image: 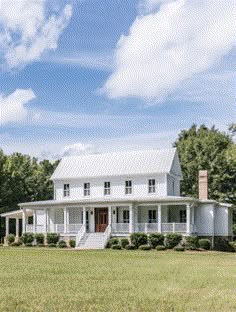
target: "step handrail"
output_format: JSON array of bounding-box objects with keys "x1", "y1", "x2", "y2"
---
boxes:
[
  {"x1": 76, "y1": 224, "x2": 86, "y2": 247},
  {"x1": 103, "y1": 224, "x2": 111, "y2": 248}
]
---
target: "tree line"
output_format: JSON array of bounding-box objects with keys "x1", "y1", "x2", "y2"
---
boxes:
[{"x1": 0, "y1": 124, "x2": 235, "y2": 238}]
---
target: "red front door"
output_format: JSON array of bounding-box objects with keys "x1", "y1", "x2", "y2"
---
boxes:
[{"x1": 95, "y1": 208, "x2": 108, "y2": 232}]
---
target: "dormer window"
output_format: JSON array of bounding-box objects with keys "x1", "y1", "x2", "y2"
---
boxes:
[
  {"x1": 125, "y1": 180, "x2": 132, "y2": 195},
  {"x1": 63, "y1": 184, "x2": 70, "y2": 197},
  {"x1": 148, "y1": 179, "x2": 156, "y2": 193},
  {"x1": 84, "y1": 183, "x2": 90, "y2": 196},
  {"x1": 104, "y1": 182, "x2": 111, "y2": 195}
]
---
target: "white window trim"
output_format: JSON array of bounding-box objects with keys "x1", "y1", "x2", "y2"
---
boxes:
[
  {"x1": 63, "y1": 184, "x2": 70, "y2": 197},
  {"x1": 148, "y1": 179, "x2": 156, "y2": 194},
  {"x1": 125, "y1": 180, "x2": 132, "y2": 195},
  {"x1": 84, "y1": 182, "x2": 91, "y2": 197},
  {"x1": 104, "y1": 181, "x2": 111, "y2": 196}
]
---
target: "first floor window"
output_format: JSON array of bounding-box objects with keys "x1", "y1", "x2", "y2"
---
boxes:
[
  {"x1": 104, "y1": 181, "x2": 111, "y2": 195},
  {"x1": 125, "y1": 180, "x2": 132, "y2": 194},
  {"x1": 63, "y1": 184, "x2": 70, "y2": 197},
  {"x1": 84, "y1": 183, "x2": 90, "y2": 196},
  {"x1": 123, "y1": 210, "x2": 130, "y2": 223},
  {"x1": 148, "y1": 179, "x2": 156, "y2": 193},
  {"x1": 148, "y1": 210, "x2": 157, "y2": 223},
  {"x1": 180, "y1": 210, "x2": 186, "y2": 223}
]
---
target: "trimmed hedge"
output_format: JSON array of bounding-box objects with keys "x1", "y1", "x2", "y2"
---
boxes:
[
  {"x1": 10, "y1": 241, "x2": 22, "y2": 247},
  {"x1": 125, "y1": 244, "x2": 136, "y2": 250},
  {"x1": 25, "y1": 243, "x2": 33, "y2": 247},
  {"x1": 48, "y1": 243, "x2": 57, "y2": 248},
  {"x1": 165, "y1": 233, "x2": 182, "y2": 249},
  {"x1": 120, "y1": 238, "x2": 129, "y2": 249},
  {"x1": 46, "y1": 233, "x2": 60, "y2": 245},
  {"x1": 111, "y1": 244, "x2": 122, "y2": 250},
  {"x1": 199, "y1": 239, "x2": 211, "y2": 250},
  {"x1": 214, "y1": 238, "x2": 235, "y2": 252},
  {"x1": 106, "y1": 238, "x2": 119, "y2": 248},
  {"x1": 174, "y1": 246, "x2": 185, "y2": 252},
  {"x1": 6, "y1": 234, "x2": 15, "y2": 244},
  {"x1": 229, "y1": 241, "x2": 236, "y2": 252},
  {"x1": 22, "y1": 233, "x2": 34, "y2": 244},
  {"x1": 35, "y1": 233, "x2": 45, "y2": 245},
  {"x1": 148, "y1": 233, "x2": 164, "y2": 248},
  {"x1": 130, "y1": 233, "x2": 148, "y2": 248},
  {"x1": 138, "y1": 244, "x2": 151, "y2": 250},
  {"x1": 58, "y1": 240, "x2": 67, "y2": 248},
  {"x1": 69, "y1": 240, "x2": 76, "y2": 248},
  {"x1": 156, "y1": 245, "x2": 166, "y2": 251},
  {"x1": 185, "y1": 236, "x2": 199, "y2": 249}
]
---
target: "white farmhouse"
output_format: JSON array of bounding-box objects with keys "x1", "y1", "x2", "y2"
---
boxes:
[{"x1": 1, "y1": 148, "x2": 234, "y2": 248}]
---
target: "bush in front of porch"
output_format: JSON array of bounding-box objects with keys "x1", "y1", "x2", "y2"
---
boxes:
[
  {"x1": 165, "y1": 233, "x2": 182, "y2": 249},
  {"x1": 130, "y1": 233, "x2": 148, "y2": 249},
  {"x1": 22, "y1": 233, "x2": 34, "y2": 245},
  {"x1": 35, "y1": 233, "x2": 45, "y2": 245},
  {"x1": 46, "y1": 233, "x2": 60, "y2": 245},
  {"x1": 148, "y1": 233, "x2": 164, "y2": 248}
]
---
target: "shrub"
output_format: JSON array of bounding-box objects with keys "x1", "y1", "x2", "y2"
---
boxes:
[
  {"x1": 174, "y1": 246, "x2": 185, "y2": 251},
  {"x1": 229, "y1": 241, "x2": 236, "y2": 252},
  {"x1": 138, "y1": 244, "x2": 151, "y2": 250},
  {"x1": 46, "y1": 233, "x2": 60, "y2": 245},
  {"x1": 22, "y1": 233, "x2": 34, "y2": 244},
  {"x1": 6, "y1": 234, "x2": 15, "y2": 244},
  {"x1": 185, "y1": 236, "x2": 199, "y2": 249},
  {"x1": 111, "y1": 244, "x2": 122, "y2": 250},
  {"x1": 214, "y1": 238, "x2": 235, "y2": 252},
  {"x1": 58, "y1": 240, "x2": 67, "y2": 248},
  {"x1": 25, "y1": 243, "x2": 33, "y2": 247},
  {"x1": 199, "y1": 239, "x2": 211, "y2": 250},
  {"x1": 48, "y1": 243, "x2": 57, "y2": 248},
  {"x1": 156, "y1": 245, "x2": 166, "y2": 251},
  {"x1": 165, "y1": 233, "x2": 182, "y2": 249},
  {"x1": 130, "y1": 233, "x2": 148, "y2": 248},
  {"x1": 120, "y1": 238, "x2": 129, "y2": 249},
  {"x1": 233, "y1": 224, "x2": 236, "y2": 239},
  {"x1": 37, "y1": 244, "x2": 45, "y2": 248},
  {"x1": 35, "y1": 233, "x2": 45, "y2": 245},
  {"x1": 106, "y1": 238, "x2": 119, "y2": 248},
  {"x1": 69, "y1": 240, "x2": 76, "y2": 248},
  {"x1": 148, "y1": 233, "x2": 164, "y2": 248},
  {"x1": 10, "y1": 241, "x2": 22, "y2": 247},
  {"x1": 125, "y1": 244, "x2": 136, "y2": 250}
]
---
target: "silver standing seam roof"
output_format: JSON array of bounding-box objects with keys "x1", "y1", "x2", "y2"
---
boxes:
[{"x1": 50, "y1": 148, "x2": 182, "y2": 180}]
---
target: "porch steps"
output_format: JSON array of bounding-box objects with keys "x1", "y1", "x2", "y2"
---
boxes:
[{"x1": 76, "y1": 233, "x2": 106, "y2": 249}]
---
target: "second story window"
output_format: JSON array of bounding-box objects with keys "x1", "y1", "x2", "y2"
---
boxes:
[
  {"x1": 148, "y1": 179, "x2": 156, "y2": 193},
  {"x1": 104, "y1": 182, "x2": 111, "y2": 195},
  {"x1": 125, "y1": 180, "x2": 132, "y2": 195},
  {"x1": 84, "y1": 183, "x2": 90, "y2": 196},
  {"x1": 63, "y1": 184, "x2": 70, "y2": 197}
]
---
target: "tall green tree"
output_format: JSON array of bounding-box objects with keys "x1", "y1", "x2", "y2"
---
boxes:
[{"x1": 174, "y1": 124, "x2": 236, "y2": 204}]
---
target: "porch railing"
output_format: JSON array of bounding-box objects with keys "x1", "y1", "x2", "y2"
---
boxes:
[
  {"x1": 161, "y1": 223, "x2": 187, "y2": 233},
  {"x1": 67, "y1": 224, "x2": 82, "y2": 234},
  {"x1": 135, "y1": 223, "x2": 159, "y2": 233},
  {"x1": 111, "y1": 223, "x2": 129, "y2": 233},
  {"x1": 110, "y1": 223, "x2": 189, "y2": 234}
]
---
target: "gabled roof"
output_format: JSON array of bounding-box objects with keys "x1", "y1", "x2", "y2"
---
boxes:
[{"x1": 51, "y1": 148, "x2": 182, "y2": 180}]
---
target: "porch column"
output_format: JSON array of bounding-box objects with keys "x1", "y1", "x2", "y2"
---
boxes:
[
  {"x1": 158, "y1": 205, "x2": 162, "y2": 233},
  {"x1": 22, "y1": 208, "x2": 26, "y2": 233},
  {"x1": 129, "y1": 204, "x2": 134, "y2": 233},
  {"x1": 64, "y1": 207, "x2": 67, "y2": 234},
  {"x1": 44, "y1": 208, "x2": 48, "y2": 233},
  {"x1": 6, "y1": 217, "x2": 9, "y2": 236},
  {"x1": 16, "y1": 217, "x2": 19, "y2": 238},
  {"x1": 108, "y1": 206, "x2": 112, "y2": 226},
  {"x1": 83, "y1": 207, "x2": 86, "y2": 230},
  {"x1": 186, "y1": 204, "x2": 191, "y2": 235},
  {"x1": 33, "y1": 210, "x2": 37, "y2": 233}
]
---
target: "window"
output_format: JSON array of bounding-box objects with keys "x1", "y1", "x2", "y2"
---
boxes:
[
  {"x1": 63, "y1": 184, "x2": 70, "y2": 197},
  {"x1": 84, "y1": 183, "x2": 90, "y2": 196},
  {"x1": 180, "y1": 210, "x2": 186, "y2": 223},
  {"x1": 125, "y1": 180, "x2": 132, "y2": 194},
  {"x1": 148, "y1": 210, "x2": 157, "y2": 223},
  {"x1": 104, "y1": 181, "x2": 111, "y2": 195},
  {"x1": 148, "y1": 179, "x2": 156, "y2": 193},
  {"x1": 123, "y1": 210, "x2": 130, "y2": 223}
]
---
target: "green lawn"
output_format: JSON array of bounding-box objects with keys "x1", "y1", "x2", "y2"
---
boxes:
[{"x1": 0, "y1": 248, "x2": 235, "y2": 311}]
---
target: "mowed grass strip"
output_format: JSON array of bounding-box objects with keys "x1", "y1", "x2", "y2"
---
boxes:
[{"x1": 0, "y1": 248, "x2": 235, "y2": 312}]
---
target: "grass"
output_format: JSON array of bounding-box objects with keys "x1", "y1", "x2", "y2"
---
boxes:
[{"x1": 0, "y1": 248, "x2": 235, "y2": 311}]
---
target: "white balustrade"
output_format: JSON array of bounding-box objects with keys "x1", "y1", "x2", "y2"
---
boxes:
[
  {"x1": 111, "y1": 223, "x2": 129, "y2": 233},
  {"x1": 103, "y1": 224, "x2": 111, "y2": 247},
  {"x1": 67, "y1": 224, "x2": 82, "y2": 234},
  {"x1": 26, "y1": 224, "x2": 33, "y2": 233},
  {"x1": 76, "y1": 224, "x2": 86, "y2": 246}
]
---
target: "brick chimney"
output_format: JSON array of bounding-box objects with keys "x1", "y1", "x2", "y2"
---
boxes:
[{"x1": 199, "y1": 170, "x2": 208, "y2": 200}]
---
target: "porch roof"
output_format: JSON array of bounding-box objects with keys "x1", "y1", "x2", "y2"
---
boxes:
[
  {"x1": 0, "y1": 209, "x2": 23, "y2": 218},
  {"x1": 18, "y1": 196, "x2": 197, "y2": 208}
]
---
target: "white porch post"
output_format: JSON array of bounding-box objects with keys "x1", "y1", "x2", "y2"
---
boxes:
[
  {"x1": 33, "y1": 210, "x2": 37, "y2": 233},
  {"x1": 6, "y1": 217, "x2": 9, "y2": 236},
  {"x1": 129, "y1": 204, "x2": 134, "y2": 233},
  {"x1": 83, "y1": 207, "x2": 86, "y2": 231},
  {"x1": 44, "y1": 208, "x2": 48, "y2": 233},
  {"x1": 16, "y1": 217, "x2": 19, "y2": 238},
  {"x1": 186, "y1": 204, "x2": 191, "y2": 235},
  {"x1": 22, "y1": 208, "x2": 26, "y2": 233},
  {"x1": 108, "y1": 206, "x2": 112, "y2": 226},
  {"x1": 64, "y1": 207, "x2": 67, "y2": 234},
  {"x1": 158, "y1": 205, "x2": 162, "y2": 233}
]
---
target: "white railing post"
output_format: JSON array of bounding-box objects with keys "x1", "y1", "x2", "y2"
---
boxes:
[
  {"x1": 64, "y1": 207, "x2": 67, "y2": 234},
  {"x1": 16, "y1": 217, "x2": 19, "y2": 239},
  {"x1": 108, "y1": 206, "x2": 112, "y2": 226},
  {"x1": 83, "y1": 207, "x2": 86, "y2": 229},
  {"x1": 6, "y1": 217, "x2": 9, "y2": 236},
  {"x1": 186, "y1": 204, "x2": 191, "y2": 235},
  {"x1": 22, "y1": 208, "x2": 26, "y2": 233},
  {"x1": 158, "y1": 205, "x2": 162, "y2": 233},
  {"x1": 44, "y1": 208, "x2": 48, "y2": 234},
  {"x1": 129, "y1": 204, "x2": 134, "y2": 233},
  {"x1": 173, "y1": 222, "x2": 175, "y2": 233},
  {"x1": 33, "y1": 210, "x2": 37, "y2": 233}
]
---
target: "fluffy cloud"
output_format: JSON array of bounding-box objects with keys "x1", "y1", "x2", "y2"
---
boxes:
[
  {"x1": 0, "y1": 0, "x2": 72, "y2": 69},
  {"x1": 0, "y1": 89, "x2": 36, "y2": 124},
  {"x1": 103, "y1": 0, "x2": 236, "y2": 101},
  {"x1": 61, "y1": 143, "x2": 95, "y2": 157}
]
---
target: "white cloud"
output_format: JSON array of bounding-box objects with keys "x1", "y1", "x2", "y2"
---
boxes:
[
  {"x1": 103, "y1": 0, "x2": 236, "y2": 101},
  {"x1": 0, "y1": 0, "x2": 72, "y2": 69},
  {"x1": 0, "y1": 89, "x2": 36, "y2": 124},
  {"x1": 61, "y1": 143, "x2": 95, "y2": 157}
]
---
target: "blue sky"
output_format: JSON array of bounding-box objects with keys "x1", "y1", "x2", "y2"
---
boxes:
[{"x1": 0, "y1": 0, "x2": 235, "y2": 159}]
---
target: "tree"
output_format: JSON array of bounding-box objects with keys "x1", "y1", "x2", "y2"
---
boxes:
[
  {"x1": 229, "y1": 123, "x2": 236, "y2": 135},
  {"x1": 174, "y1": 124, "x2": 236, "y2": 204}
]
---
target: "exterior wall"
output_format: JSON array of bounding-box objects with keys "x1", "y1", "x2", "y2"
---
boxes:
[
  {"x1": 167, "y1": 174, "x2": 180, "y2": 196},
  {"x1": 195, "y1": 204, "x2": 214, "y2": 236},
  {"x1": 214, "y1": 206, "x2": 231, "y2": 236},
  {"x1": 137, "y1": 205, "x2": 158, "y2": 223},
  {"x1": 54, "y1": 174, "x2": 173, "y2": 201}
]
